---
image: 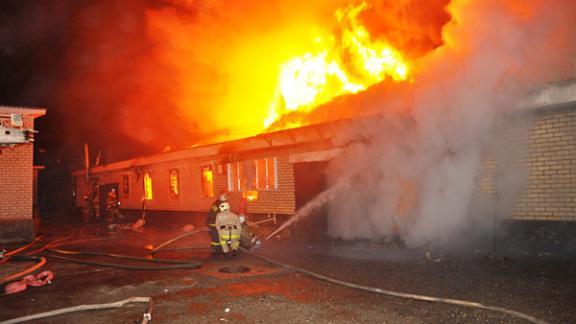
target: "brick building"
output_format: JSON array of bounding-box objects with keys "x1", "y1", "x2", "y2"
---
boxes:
[
  {"x1": 72, "y1": 80, "x2": 576, "y2": 226},
  {"x1": 0, "y1": 105, "x2": 46, "y2": 243},
  {"x1": 509, "y1": 80, "x2": 576, "y2": 221},
  {"x1": 72, "y1": 117, "x2": 353, "y2": 222}
]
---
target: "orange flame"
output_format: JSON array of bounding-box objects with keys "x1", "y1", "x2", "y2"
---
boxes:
[
  {"x1": 144, "y1": 0, "x2": 446, "y2": 145},
  {"x1": 265, "y1": 2, "x2": 410, "y2": 128}
]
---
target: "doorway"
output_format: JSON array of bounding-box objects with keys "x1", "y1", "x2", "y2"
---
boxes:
[{"x1": 293, "y1": 161, "x2": 329, "y2": 235}]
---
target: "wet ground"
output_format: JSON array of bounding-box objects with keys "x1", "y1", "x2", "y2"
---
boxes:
[{"x1": 1, "y1": 216, "x2": 575, "y2": 323}]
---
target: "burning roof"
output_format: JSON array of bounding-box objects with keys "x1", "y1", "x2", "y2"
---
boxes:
[{"x1": 144, "y1": 0, "x2": 451, "y2": 144}]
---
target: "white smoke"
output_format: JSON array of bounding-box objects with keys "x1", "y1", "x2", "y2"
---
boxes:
[{"x1": 326, "y1": 0, "x2": 576, "y2": 247}]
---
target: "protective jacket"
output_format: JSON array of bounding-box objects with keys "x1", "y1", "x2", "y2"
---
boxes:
[
  {"x1": 105, "y1": 192, "x2": 122, "y2": 223},
  {"x1": 216, "y1": 210, "x2": 242, "y2": 253},
  {"x1": 207, "y1": 199, "x2": 225, "y2": 253}
]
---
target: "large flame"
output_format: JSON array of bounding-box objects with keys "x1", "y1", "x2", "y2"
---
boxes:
[
  {"x1": 265, "y1": 2, "x2": 410, "y2": 129},
  {"x1": 144, "y1": 0, "x2": 450, "y2": 144}
]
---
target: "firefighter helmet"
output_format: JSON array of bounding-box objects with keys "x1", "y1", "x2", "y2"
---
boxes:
[{"x1": 218, "y1": 201, "x2": 230, "y2": 212}]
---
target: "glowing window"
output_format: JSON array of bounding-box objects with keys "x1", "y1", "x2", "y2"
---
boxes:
[
  {"x1": 226, "y1": 162, "x2": 244, "y2": 192},
  {"x1": 256, "y1": 158, "x2": 277, "y2": 190},
  {"x1": 143, "y1": 172, "x2": 153, "y2": 200},
  {"x1": 169, "y1": 169, "x2": 179, "y2": 197},
  {"x1": 201, "y1": 165, "x2": 214, "y2": 198},
  {"x1": 228, "y1": 158, "x2": 277, "y2": 192}
]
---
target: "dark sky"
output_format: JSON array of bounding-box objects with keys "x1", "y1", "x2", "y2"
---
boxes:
[{"x1": 0, "y1": 0, "x2": 201, "y2": 168}]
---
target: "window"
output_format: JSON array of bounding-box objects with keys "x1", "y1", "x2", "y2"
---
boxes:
[
  {"x1": 255, "y1": 158, "x2": 277, "y2": 190},
  {"x1": 227, "y1": 158, "x2": 277, "y2": 192},
  {"x1": 201, "y1": 165, "x2": 214, "y2": 198},
  {"x1": 143, "y1": 172, "x2": 153, "y2": 200},
  {"x1": 227, "y1": 162, "x2": 244, "y2": 192},
  {"x1": 122, "y1": 175, "x2": 129, "y2": 197},
  {"x1": 169, "y1": 169, "x2": 179, "y2": 197}
]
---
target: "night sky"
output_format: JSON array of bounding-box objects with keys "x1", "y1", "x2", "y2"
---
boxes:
[
  {"x1": 0, "y1": 0, "x2": 203, "y2": 169},
  {"x1": 0, "y1": 1, "x2": 204, "y2": 210}
]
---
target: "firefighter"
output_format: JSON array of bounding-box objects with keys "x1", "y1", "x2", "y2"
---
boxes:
[
  {"x1": 105, "y1": 189, "x2": 122, "y2": 224},
  {"x1": 81, "y1": 193, "x2": 94, "y2": 224},
  {"x1": 92, "y1": 189, "x2": 100, "y2": 221},
  {"x1": 238, "y1": 214, "x2": 260, "y2": 250},
  {"x1": 207, "y1": 192, "x2": 228, "y2": 255},
  {"x1": 238, "y1": 197, "x2": 260, "y2": 250},
  {"x1": 215, "y1": 201, "x2": 242, "y2": 254}
]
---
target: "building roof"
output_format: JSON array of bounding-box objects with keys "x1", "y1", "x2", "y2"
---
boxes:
[
  {"x1": 74, "y1": 79, "x2": 576, "y2": 176},
  {"x1": 72, "y1": 114, "x2": 377, "y2": 176},
  {"x1": 522, "y1": 79, "x2": 576, "y2": 109},
  {"x1": 0, "y1": 105, "x2": 47, "y2": 118}
]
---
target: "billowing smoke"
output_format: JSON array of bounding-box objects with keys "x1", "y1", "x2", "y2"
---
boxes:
[{"x1": 326, "y1": 0, "x2": 576, "y2": 248}]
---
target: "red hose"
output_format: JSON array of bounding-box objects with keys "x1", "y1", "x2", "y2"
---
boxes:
[
  {"x1": 0, "y1": 256, "x2": 47, "y2": 285},
  {"x1": 4, "y1": 235, "x2": 43, "y2": 257}
]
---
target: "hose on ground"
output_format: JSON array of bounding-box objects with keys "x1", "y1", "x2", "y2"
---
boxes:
[
  {"x1": 0, "y1": 256, "x2": 47, "y2": 285},
  {"x1": 47, "y1": 247, "x2": 201, "y2": 265},
  {"x1": 150, "y1": 227, "x2": 208, "y2": 254},
  {"x1": 0, "y1": 296, "x2": 152, "y2": 324},
  {"x1": 45, "y1": 251, "x2": 201, "y2": 270},
  {"x1": 3, "y1": 236, "x2": 44, "y2": 258},
  {"x1": 246, "y1": 250, "x2": 548, "y2": 324},
  {"x1": 141, "y1": 297, "x2": 154, "y2": 324},
  {"x1": 25, "y1": 226, "x2": 203, "y2": 270},
  {"x1": 25, "y1": 230, "x2": 77, "y2": 256},
  {"x1": 151, "y1": 246, "x2": 210, "y2": 254},
  {"x1": 1, "y1": 231, "x2": 77, "y2": 285}
]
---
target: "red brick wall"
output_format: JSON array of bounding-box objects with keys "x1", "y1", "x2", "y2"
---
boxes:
[
  {"x1": 0, "y1": 143, "x2": 34, "y2": 220},
  {"x1": 0, "y1": 142, "x2": 34, "y2": 242}
]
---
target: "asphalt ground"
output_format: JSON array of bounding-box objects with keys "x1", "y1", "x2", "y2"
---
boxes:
[{"x1": 1, "y1": 217, "x2": 575, "y2": 324}]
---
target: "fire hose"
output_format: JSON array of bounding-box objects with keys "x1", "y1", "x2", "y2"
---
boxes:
[
  {"x1": 147, "y1": 227, "x2": 209, "y2": 254},
  {"x1": 21, "y1": 225, "x2": 204, "y2": 270},
  {"x1": 24, "y1": 230, "x2": 77, "y2": 255},
  {"x1": 2, "y1": 236, "x2": 43, "y2": 258},
  {"x1": 0, "y1": 256, "x2": 46, "y2": 285},
  {"x1": 0, "y1": 296, "x2": 153, "y2": 324},
  {"x1": 144, "y1": 224, "x2": 548, "y2": 323},
  {"x1": 1, "y1": 233, "x2": 72, "y2": 294},
  {"x1": 245, "y1": 249, "x2": 548, "y2": 324},
  {"x1": 45, "y1": 247, "x2": 202, "y2": 270}
]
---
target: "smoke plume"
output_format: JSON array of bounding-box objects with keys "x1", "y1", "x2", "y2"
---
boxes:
[{"x1": 326, "y1": 0, "x2": 576, "y2": 247}]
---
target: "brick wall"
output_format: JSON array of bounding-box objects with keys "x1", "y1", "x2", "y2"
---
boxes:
[
  {"x1": 74, "y1": 140, "x2": 334, "y2": 219},
  {"x1": 0, "y1": 143, "x2": 34, "y2": 242},
  {"x1": 75, "y1": 103, "x2": 576, "y2": 224},
  {"x1": 480, "y1": 105, "x2": 576, "y2": 221},
  {"x1": 510, "y1": 107, "x2": 576, "y2": 221}
]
